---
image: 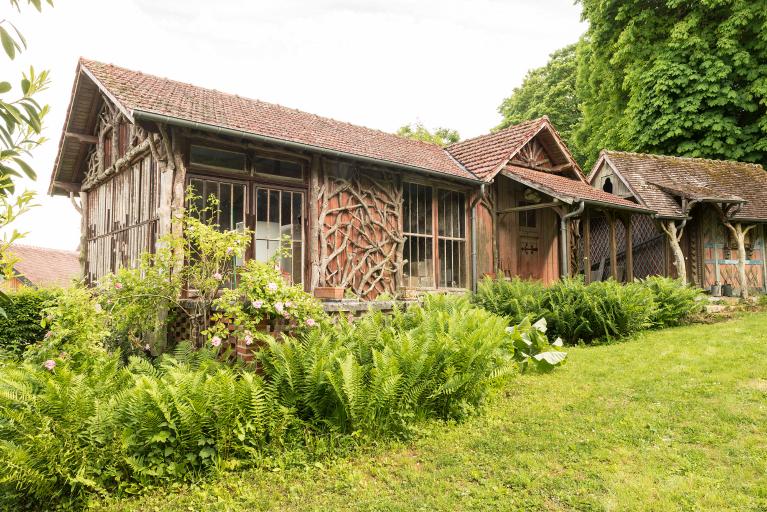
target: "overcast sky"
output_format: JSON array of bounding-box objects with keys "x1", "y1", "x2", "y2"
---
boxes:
[{"x1": 6, "y1": 0, "x2": 585, "y2": 251}]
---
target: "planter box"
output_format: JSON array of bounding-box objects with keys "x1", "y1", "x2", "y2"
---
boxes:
[{"x1": 314, "y1": 286, "x2": 345, "y2": 300}]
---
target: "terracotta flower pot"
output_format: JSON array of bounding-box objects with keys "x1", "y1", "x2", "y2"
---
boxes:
[{"x1": 314, "y1": 286, "x2": 345, "y2": 300}]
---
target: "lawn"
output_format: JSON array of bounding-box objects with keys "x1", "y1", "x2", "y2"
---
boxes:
[{"x1": 97, "y1": 312, "x2": 767, "y2": 511}]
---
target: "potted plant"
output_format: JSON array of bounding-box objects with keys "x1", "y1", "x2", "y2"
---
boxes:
[{"x1": 313, "y1": 286, "x2": 345, "y2": 300}]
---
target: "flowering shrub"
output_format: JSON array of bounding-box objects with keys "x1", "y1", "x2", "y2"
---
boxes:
[
  {"x1": 26, "y1": 285, "x2": 111, "y2": 368},
  {"x1": 208, "y1": 259, "x2": 326, "y2": 348}
]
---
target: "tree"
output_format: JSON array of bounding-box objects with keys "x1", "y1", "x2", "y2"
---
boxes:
[
  {"x1": 0, "y1": 0, "x2": 52, "y2": 312},
  {"x1": 396, "y1": 122, "x2": 460, "y2": 146},
  {"x1": 496, "y1": 44, "x2": 584, "y2": 164},
  {"x1": 575, "y1": 0, "x2": 767, "y2": 170}
]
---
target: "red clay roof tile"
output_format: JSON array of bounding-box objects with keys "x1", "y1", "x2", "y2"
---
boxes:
[{"x1": 80, "y1": 59, "x2": 477, "y2": 181}]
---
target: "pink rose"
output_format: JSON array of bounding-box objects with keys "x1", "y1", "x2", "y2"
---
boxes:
[
  {"x1": 243, "y1": 334, "x2": 253, "y2": 346},
  {"x1": 213, "y1": 272, "x2": 223, "y2": 281},
  {"x1": 251, "y1": 300, "x2": 263, "y2": 309},
  {"x1": 211, "y1": 336, "x2": 222, "y2": 347},
  {"x1": 267, "y1": 282, "x2": 278, "y2": 292},
  {"x1": 226, "y1": 247, "x2": 234, "y2": 255},
  {"x1": 43, "y1": 359, "x2": 56, "y2": 371},
  {"x1": 274, "y1": 301, "x2": 284, "y2": 314},
  {"x1": 114, "y1": 282, "x2": 123, "y2": 290},
  {"x1": 305, "y1": 318, "x2": 316, "y2": 327},
  {"x1": 285, "y1": 301, "x2": 293, "y2": 308},
  {"x1": 274, "y1": 265, "x2": 281, "y2": 272},
  {"x1": 44, "y1": 330, "x2": 53, "y2": 339}
]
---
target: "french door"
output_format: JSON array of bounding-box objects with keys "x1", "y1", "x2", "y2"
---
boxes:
[{"x1": 188, "y1": 176, "x2": 305, "y2": 285}]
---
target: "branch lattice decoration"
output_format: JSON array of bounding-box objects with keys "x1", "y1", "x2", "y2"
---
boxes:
[{"x1": 317, "y1": 164, "x2": 404, "y2": 298}]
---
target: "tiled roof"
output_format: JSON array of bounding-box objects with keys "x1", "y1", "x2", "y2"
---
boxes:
[
  {"x1": 79, "y1": 59, "x2": 476, "y2": 181},
  {"x1": 600, "y1": 151, "x2": 767, "y2": 220},
  {"x1": 8, "y1": 245, "x2": 81, "y2": 288},
  {"x1": 446, "y1": 118, "x2": 546, "y2": 180},
  {"x1": 504, "y1": 165, "x2": 651, "y2": 212}
]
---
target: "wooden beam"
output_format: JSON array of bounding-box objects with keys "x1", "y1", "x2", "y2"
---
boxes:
[
  {"x1": 624, "y1": 214, "x2": 633, "y2": 282},
  {"x1": 65, "y1": 131, "x2": 98, "y2": 144},
  {"x1": 496, "y1": 200, "x2": 561, "y2": 215},
  {"x1": 608, "y1": 213, "x2": 618, "y2": 280},
  {"x1": 583, "y1": 208, "x2": 591, "y2": 284},
  {"x1": 53, "y1": 180, "x2": 81, "y2": 193}
]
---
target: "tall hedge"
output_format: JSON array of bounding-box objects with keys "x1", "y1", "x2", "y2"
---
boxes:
[{"x1": 0, "y1": 287, "x2": 58, "y2": 356}]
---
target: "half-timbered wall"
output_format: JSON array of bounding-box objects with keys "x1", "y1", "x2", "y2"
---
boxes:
[{"x1": 85, "y1": 153, "x2": 160, "y2": 282}]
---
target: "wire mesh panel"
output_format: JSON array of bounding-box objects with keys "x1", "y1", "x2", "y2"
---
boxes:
[{"x1": 631, "y1": 215, "x2": 666, "y2": 279}]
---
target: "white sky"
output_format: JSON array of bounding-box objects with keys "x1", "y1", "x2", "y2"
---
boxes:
[{"x1": 5, "y1": 0, "x2": 585, "y2": 251}]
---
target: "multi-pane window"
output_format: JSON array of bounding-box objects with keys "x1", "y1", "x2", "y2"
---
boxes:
[
  {"x1": 188, "y1": 178, "x2": 246, "y2": 231},
  {"x1": 403, "y1": 183, "x2": 467, "y2": 289},
  {"x1": 403, "y1": 183, "x2": 434, "y2": 288},
  {"x1": 518, "y1": 202, "x2": 537, "y2": 229},
  {"x1": 437, "y1": 189, "x2": 466, "y2": 288},
  {"x1": 254, "y1": 187, "x2": 304, "y2": 284}
]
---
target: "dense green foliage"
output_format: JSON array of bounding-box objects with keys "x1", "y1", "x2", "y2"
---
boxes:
[
  {"x1": 0, "y1": 287, "x2": 56, "y2": 355},
  {"x1": 575, "y1": 0, "x2": 767, "y2": 169},
  {"x1": 474, "y1": 277, "x2": 702, "y2": 344},
  {"x1": 496, "y1": 44, "x2": 584, "y2": 164},
  {"x1": 641, "y1": 276, "x2": 704, "y2": 327},
  {"x1": 101, "y1": 312, "x2": 767, "y2": 512},
  {"x1": 0, "y1": 293, "x2": 565, "y2": 509},
  {"x1": 396, "y1": 122, "x2": 460, "y2": 146}
]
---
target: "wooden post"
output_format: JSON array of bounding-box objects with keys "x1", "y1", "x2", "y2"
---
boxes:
[
  {"x1": 624, "y1": 214, "x2": 633, "y2": 282},
  {"x1": 78, "y1": 191, "x2": 88, "y2": 282},
  {"x1": 583, "y1": 208, "x2": 591, "y2": 284},
  {"x1": 608, "y1": 212, "x2": 618, "y2": 280},
  {"x1": 309, "y1": 154, "x2": 321, "y2": 290}
]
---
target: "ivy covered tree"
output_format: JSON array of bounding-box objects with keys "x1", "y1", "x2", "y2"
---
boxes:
[
  {"x1": 575, "y1": 0, "x2": 767, "y2": 169},
  {"x1": 396, "y1": 122, "x2": 460, "y2": 146},
  {"x1": 496, "y1": 44, "x2": 585, "y2": 164}
]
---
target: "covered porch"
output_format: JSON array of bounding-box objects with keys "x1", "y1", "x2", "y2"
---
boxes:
[{"x1": 490, "y1": 165, "x2": 653, "y2": 285}]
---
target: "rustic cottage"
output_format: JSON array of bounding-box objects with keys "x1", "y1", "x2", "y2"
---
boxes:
[
  {"x1": 49, "y1": 59, "x2": 649, "y2": 299},
  {"x1": 589, "y1": 151, "x2": 767, "y2": 296}
]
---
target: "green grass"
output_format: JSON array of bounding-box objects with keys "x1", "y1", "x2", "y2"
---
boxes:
[{"x1": 96, "y1": 313, "x2": 767, "y2": 511}]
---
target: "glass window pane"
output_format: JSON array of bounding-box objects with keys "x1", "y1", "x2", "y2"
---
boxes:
[
  {"x1": 190, "y1": 146, "x2": 246, "y2": 172},
  {"x1": 219, "y1": 183, "x2": 232, "y2": 231},
  {"x1": 253, "y1": 156, "x2": 303, "y2": 180},
  {"x1": 292, "y1": 192, "x2": 302, "y2": 240},
  {"x1": 267, "y1": 190, "x2": 280, "y2": 239},
  {"x1": 255, "y1": 239, "x2": 268, "y2": 261},
  {"x1": 281, "y1": 191, "x2": 292, "y2": 240},
  {"x1": 233, "y1": 184, "x2": 245, "y2": 227}
]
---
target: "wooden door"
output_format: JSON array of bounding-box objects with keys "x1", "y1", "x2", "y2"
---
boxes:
[{"x1": 517, "y1": 205, "x2": 541, "y2": 279}]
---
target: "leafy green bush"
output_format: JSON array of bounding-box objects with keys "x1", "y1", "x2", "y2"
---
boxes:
[
  {"x1": 0, "y1": 293, "x2": 566, "y2": 508},
  {"x1": 0, "y1": 287, "x2": 58, "y2": 357},
  {"x1": 473, "y1": 276, "x2": 547, "y2": 325},
  {"x1": 639, "y1": 276, "x2": 703, "y2": 327},
  {"x1": 259, "y1": 294, "x2": 565, "y2": 437},
  {"x1": 474, "y1": 276, "x2": 658, "y2": 344}
]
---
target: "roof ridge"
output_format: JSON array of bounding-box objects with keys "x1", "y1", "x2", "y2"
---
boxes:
[
  {"x1": 605, "y1": 150, "x2": 764, "y2": 169},
  {"x1": 447, "y1": 116, "x2": 545, "y2": 148},
  {"x1": 79, "y1": 58, "x2": 450, "y2": 153}
]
